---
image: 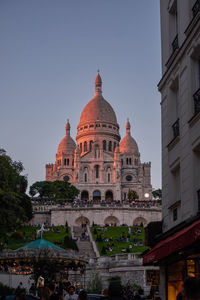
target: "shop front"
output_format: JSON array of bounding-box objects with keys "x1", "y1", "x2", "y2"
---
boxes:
[{"x1": 143, "y1": 218, "x2": 200, "y2": 300}]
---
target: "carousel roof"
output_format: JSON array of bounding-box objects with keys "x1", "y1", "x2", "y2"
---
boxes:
[{"x1": 18, "y1": 238, "x2": 65, "y2": 251}]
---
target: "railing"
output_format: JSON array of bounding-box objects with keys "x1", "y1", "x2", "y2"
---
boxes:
[
  {"x1": 172, "y1": 34, "x2": 179, "y2": 52},
  {"x1": 172, "y1": 118, "x2": 180, "y2": 139},
  {"x1": 193, "y1": 88, "x2": 200, "y2": 114},
  {"x1": 192, "y1": 0, "x2": 200, "y2": 18}
]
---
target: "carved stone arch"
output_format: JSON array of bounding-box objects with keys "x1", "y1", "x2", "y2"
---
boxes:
[
  {"x1": 93, "y1": 190, "x2": 101, "y2": 202},
  {"x1": 81, "y1": 190, "x2": 89, "y2": 201},
  {"x1": 133, "y1": 217, "x2": 147, "y2": 226},
  {"x1": 104, "y1": 216, "x2": 120, "y2": 225},
  {"x1": 75, "y1": 216, "x2": 90, "y2": 226},
  {"x1": 105, "y1": 190, "x2": 113, "y2": 201}
]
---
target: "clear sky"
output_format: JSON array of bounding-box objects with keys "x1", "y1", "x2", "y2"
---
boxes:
[{"x1": 0, "y1": 0, "x2": 161, "y2": 192}]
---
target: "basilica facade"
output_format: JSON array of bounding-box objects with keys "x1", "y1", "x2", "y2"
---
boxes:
[{"x1": 46, "y1": 73, "x2": 152, "y2": 202}]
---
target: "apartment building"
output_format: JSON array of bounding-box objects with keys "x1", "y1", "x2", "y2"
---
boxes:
[{"x1": 143, "y1": 1, "x2": 200, "y2": 299}]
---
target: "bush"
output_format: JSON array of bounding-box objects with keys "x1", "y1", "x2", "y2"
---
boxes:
[
  {"x1": 87, "y1": 271, "x2": 102, "y2": 294},
  {"x1": 63, "y1": 236, "x2": 79, "y2": 251},
  {"x1": 11, "y1": 231, "x2": 24, "y2": 239}
]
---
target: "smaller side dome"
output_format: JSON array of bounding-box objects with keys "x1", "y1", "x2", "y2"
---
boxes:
[
  {"x1": 120, "y1": 120, "x2": 139, "y2": 154},
  {"x1": 57, "y1": 120, "x2": 76, "y2": 154}
]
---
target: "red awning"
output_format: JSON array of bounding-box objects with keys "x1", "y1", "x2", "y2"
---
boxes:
[{"x1": 143, "y1": 218, "x2": 200, "y2": 265}]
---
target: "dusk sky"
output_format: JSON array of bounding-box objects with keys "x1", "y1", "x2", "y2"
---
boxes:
[{"x1": 0, "y1": 0, "x2": 161, "y2": 192}]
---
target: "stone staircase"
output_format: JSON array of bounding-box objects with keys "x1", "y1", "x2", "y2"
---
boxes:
[{"x1": 73, "y1": 226, "x2": 96, "y2": 259}]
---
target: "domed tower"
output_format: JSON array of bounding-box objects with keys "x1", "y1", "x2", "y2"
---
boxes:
[
  {"x1": 120, "y1": 120, "x2": 152, "y2": 201},
  {"x1": 76, "y1": 72, "x2": 120, "y2": 154},
  {"x1": 46, "y1": 120, "x2": 76, "y2": 183},
  {"x1": 76, "y1": 72, "x2": 121, "y2": 202}
]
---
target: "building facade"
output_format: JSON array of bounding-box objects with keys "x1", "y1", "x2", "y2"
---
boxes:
[
  {"x1": 143, "y1": 1, "x2": 200, "y2": 300},
  {"x1": 46, "y1": 73, "x2": 152, "y2": 203}
]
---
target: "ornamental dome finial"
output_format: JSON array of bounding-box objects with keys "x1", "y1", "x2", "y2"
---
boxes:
[
  {"x1": 95, "y1": 71, "x2": 102, "y2": 95},
  {"x1": 65, "y1": 119, "x2": 70, "y2": 136},
  {"x1": 126, "y1": 118, "x2": 131, "y2": 135}
]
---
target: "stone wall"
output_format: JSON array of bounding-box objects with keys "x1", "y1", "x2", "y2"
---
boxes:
[{"x1": 32, "y1": 206, "x2": 162, "y2": 227}]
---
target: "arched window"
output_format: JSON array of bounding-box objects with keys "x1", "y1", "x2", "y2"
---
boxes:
[
  {"x1": 89, "y1": 140, "x2": 93, "y2": 151},
  {"x1": 94, "y1": 165, "x2": 99, "y2": 178},
  {"x1": 80, "y1": 143, "x2": 82, "y2": 153},
  {"x1": 109, "y1": 141, "x2": 112, "y2": 151},
  {"x1": 121, "y1": 159, "x2": 123, "y2": 166},
  {"x1": 129, "y1": 158, "x2": 132, "y2": 165},
  {"x1": 126, "y1": 158, "x2": 129, "y2": 165},
  {"x1": 84, "y1": 173, "x2": 87, "y2": 182},
  {"x1": 95, "y1": 145, "x2": 100, "y2": 158},
  {"x1": 72, "y1": 159, "x2": 74, "y2": 166},
  {"x1": 108, "y1": 173, "x2": 110, "y2": 182},
  {"x1": 135, "y1": 158, "x2": 138, "y2": 166},
  {"x1": 84, "y1": 141, "x2": 87, "y2": 152},
  {"x1": 103, "y1": 140, "x2": 106, "y2": 151},
  {"x1": 67, "y1": 158, "x2": 69, "y2": 166},
  {"x1": 64, "y1": 159, "x2": 66, "y2": 165},
  {"x1": 113, "y1": 142, "x2": 116, "y2": 151}
]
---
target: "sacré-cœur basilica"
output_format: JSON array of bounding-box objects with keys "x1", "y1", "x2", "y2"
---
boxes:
[{"x1": 46, "y1": 72, "x2": 152, "y2": 205}]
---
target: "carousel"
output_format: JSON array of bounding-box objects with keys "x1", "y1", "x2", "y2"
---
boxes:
[{"x1": 0, "y1": 238, "x2": 87, "y2": 284}]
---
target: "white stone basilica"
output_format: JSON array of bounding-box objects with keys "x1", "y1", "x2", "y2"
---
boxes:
[{"x1": 46, "y1": 73, "x2": 152, "y2": 202}]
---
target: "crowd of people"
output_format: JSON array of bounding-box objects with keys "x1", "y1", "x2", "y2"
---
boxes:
[
  {"x1": 3, "y1": 276, "x2": 200, "y2": 300},
  {"x1": 33, "y1": 199, "x2": 160, "y2": 210}
]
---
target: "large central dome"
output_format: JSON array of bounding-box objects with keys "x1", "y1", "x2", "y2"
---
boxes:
[{"x1": 78, "y1": 73, "x2": 118, "y2": 127}]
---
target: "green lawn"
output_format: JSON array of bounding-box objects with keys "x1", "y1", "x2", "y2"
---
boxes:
[
  {"x1": 91, "y1": 225, "x2": 148, "y2": 256},
  {"x1": 1, "y1": 225, "x2": 71, "y2": 250}
]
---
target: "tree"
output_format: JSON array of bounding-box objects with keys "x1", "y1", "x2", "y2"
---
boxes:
[
  {"x1": 127, "y1": 190, "x2": 139, "y2": 201},
  {"x1": 152, "y1": 188, "x2": 162, "y2": 201},
  {"x1": 29, "y1": 180, "x2": 79, "y2": 203},
  {"x1": 87, "y1": 271, "x2": 102, "y2": 294},
  {"x1": 0, "y1": 149, "x2": 33, "y2": 237}
]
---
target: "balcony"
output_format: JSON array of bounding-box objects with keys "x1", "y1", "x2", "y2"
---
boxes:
[
  {"x1": 192, "y1": 0, "x2": 200, "y2": 18},
  {"x1": 193, "y1": 88, "x2": 200, "y2": 115},
  {"x1": 172, "y1": 118, "x2": 180, "y2": 139}
]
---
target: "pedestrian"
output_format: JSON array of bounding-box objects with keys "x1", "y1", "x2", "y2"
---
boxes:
[
  {"x1": 77, "y1": 290, "x2": 88, "y2": 300},
  {"x1": 183, "y1": 277, "x2": 200, "y2": 300},
  {"x1": 65, "y1": 286, "x2": 78, "y2": 300}
]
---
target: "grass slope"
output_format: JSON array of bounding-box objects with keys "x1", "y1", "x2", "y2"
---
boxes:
[
  {"x1": 1, "y1": 225, "x2": 70, "y2": 250},
  {"x1": 91, "y1": 225, "x2": 148, "y2": 256}
]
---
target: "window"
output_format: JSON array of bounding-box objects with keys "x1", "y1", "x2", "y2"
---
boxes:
[
  {"x1": 67, "y1": 158, "x2": 69, "y2": 166},
  {"x1": 84, "y1": 141, "x2": 87, "y2": 152},
  {"x1": 108, "y1": 141, "x2": 112, "y2": 151},
  {"x1": 84, "y1": 173, "x2": 87, "y2": 182},
  {"x1": 63, "y1": 175, "x2": 69, "y2": 182},
  {"x1": 121, "y1": 159, "x2": 123, "y2": 166},
  {"x1": 168, "y1": 78, "x2": 179, "y2": 141},
  {"x1": 80, "y1": 143, "x2": 82, "y2": 153},
  {"x1": 95, "y1": 165, "x2": 99, "y2": 179},
  {"x1": 103, "y1": 140, "x2": 106, "y2": 151},
  {"x1": 197, "y1": 189, "x2": 200, "y2": 213},
  {"x1": 173, "y1": 208, "x2": 177, "y2": 221},
  {"x1": 192, "y1": 59, "x2": 200, "y2": 115},
  {"x1": 126, "y1": 175, "x2": 132, "y2": 182},
  {"x1": 89, "y1": 140, "x2": 93, "y2": 151},
  {"x1": 108, "y1": 173, "x2": 110, "y2": 182},
  {"x1": 95, "y1": 145, "x2": 100, "y2": 158},
  {"x1": 135, "y1": 158, "x2": 138, "y2": 166},
  {"x1": 113, "y1": 142, "x2": 116, "y2": 151},
  {"x1": 129, "y1": 158, "x2": 132, "y2": 165},
  {"x1": 72, "y1": 159, "x2": 74, "y2": 166},
  {"x1": 64, "y1": 159, "x2": 66, "y2": 165},
  {"x1": 168, "y1": 0, "x2": 178, "y2": 54},
  {"x1": 126, "y1": 158, "x2": 129, "y2": 165}
]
